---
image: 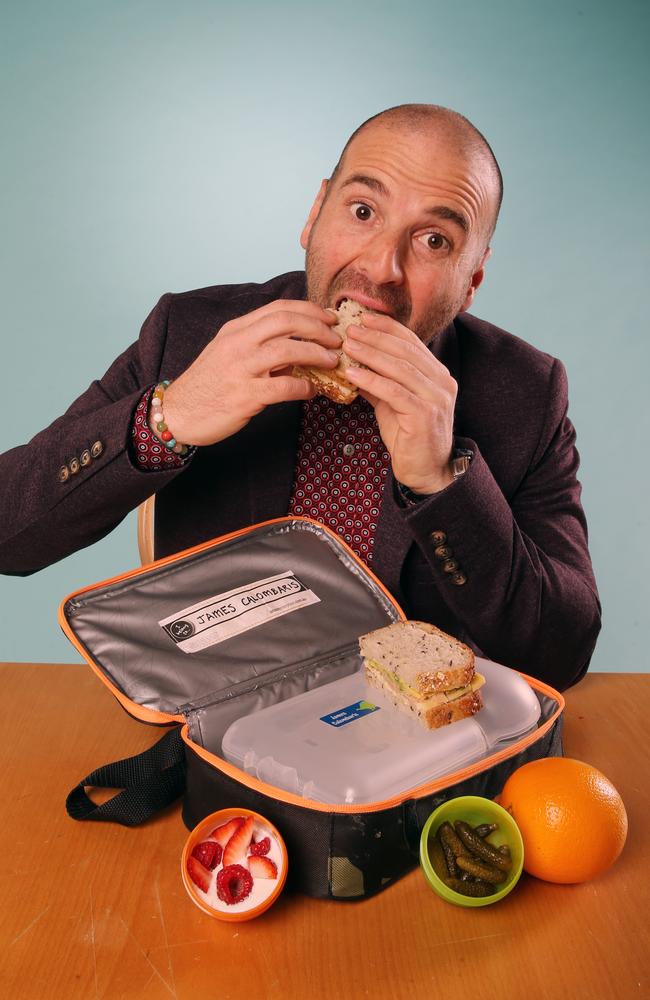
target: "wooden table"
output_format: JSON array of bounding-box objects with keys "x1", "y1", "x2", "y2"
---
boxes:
[{"x1": 0, "y1": 665, "x2": 647, "y2": 1000}]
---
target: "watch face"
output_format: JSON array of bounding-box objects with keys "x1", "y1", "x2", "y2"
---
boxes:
[{"x1": 452, "y1": 455, "x2": 471, "y2": 479}]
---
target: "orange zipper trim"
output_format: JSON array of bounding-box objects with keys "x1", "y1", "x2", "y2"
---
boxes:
[
  {"x1": 58, "y1": 516, "x2": 404, "y2": 725},
  {"x1": 181, "y1": 671, "x2": 565, "y2": 815}
]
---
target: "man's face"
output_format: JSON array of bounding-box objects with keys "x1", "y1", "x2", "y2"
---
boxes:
[{"x1": 301, "y1": 123, "x2": 497, "y2": 343}]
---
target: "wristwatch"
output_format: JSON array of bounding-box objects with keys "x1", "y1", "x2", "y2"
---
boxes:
[
  {"x1": 451, "y1": 447, "x2": 473, "y2": 479},
  {"x1": 397, "y1": 447, "x2": 473, "y2": 505}
]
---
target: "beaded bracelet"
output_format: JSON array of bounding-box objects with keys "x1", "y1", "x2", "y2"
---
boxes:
[{"x1": 150, "y1": 381, "x2": 190, "y2": 456}]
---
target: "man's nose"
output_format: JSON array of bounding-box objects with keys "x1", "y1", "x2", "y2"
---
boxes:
[{"x1": 356, "y1": 231, "x2": 404, "y2": 285}]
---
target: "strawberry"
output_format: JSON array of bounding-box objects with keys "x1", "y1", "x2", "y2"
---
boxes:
[
  {"x1": 191, "y1": 840, "x2": 222, "y2": 870},
  {"x1": 187, "y1": 856, "x2": 212, "y2": 893},
  {"x1": 249, "y1": 836, "x2": 271, "y2": 856},
  {"x1": 216, "y1": 864, "x2": 253, "y2": 905},
  {"x1": 223, "y1": 815, "x2": 255, "y2": 867},
  {"x1": 248, "y1": 855, "x2": 278, "y2": 880},
  {"x1": 210, "y1": 816, "x2": 244, "y2": 848}
]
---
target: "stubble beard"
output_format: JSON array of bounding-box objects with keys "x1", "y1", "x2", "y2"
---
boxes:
[{"x1": 305, "y1": 238, "x2": 465, "y2": 346}]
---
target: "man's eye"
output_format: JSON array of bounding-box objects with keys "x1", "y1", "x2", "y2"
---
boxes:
[
  {"x1": 351, "y1": 203, "x2": 373, "y2": 221},
  {"x1": 424, "y1": 232, "x2": 448, "y2": 251}
]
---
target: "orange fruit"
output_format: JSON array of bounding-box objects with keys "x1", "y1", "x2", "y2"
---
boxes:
[{"x1": 499, "y1": 758, "x2": 627, "y2": 884}]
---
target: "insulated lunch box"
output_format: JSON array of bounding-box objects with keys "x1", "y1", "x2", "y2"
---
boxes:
[{"x1": 62, "y1": 516, "x2": 564, "y2": 900}]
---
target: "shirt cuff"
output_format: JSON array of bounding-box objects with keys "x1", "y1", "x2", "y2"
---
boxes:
[{"x1": 130, "y1": 385, "x2": 196, "y2": 472}]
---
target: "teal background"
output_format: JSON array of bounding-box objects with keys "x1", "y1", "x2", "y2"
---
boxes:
[{"x1": 1, "y1": 1, "x2": 648, "y2": 671}]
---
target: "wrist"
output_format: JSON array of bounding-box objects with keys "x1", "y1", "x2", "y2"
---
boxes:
[
  {"x1": 398, "y1": 463, "x2": 455, "y2": 501},
  {"x1": 148, "y1": 381, "x2": 191, "y2": 455},
  {"x1": 397, "y1": 448, "x2": 473, "y2": 504},
  {"x1": 414, "y1": 465, "x2": 455, "y2": 495},
  {"x1": 397, "y1": 473, "x2": 450, "y2": 505}
]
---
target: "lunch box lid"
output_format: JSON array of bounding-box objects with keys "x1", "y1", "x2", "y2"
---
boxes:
[
  {"x1": 221, "y1": 658, "x2": 542, "y2": 805},
  {"x1": 59, "y1": 518, "x2": 404, "y2": 721}
]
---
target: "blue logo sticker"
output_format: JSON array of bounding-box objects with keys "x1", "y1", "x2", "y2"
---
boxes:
[{"x1": 320, "y1": 700, "x2": 380, "y2": 727}]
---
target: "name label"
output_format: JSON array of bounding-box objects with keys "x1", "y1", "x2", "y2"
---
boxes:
[
  {"x1": 159, "y1": 570, "x2": 320, "y2": 652},
  {"x1": 320, "y1": 700, "x2": 380, "y2": 727}
]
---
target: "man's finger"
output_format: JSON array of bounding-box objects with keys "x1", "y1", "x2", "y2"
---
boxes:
[
  {"x1": 263, "y1": 339, "x2": 340, "y2": 374},
  {"x1": 345, "y1": 366, "x2": 418, "y2": 416},
  {"x1": 345, "y1": 339, "x2": 439, "y2": 400},
  {"x1": 244, "y1": 309, "x2": 342, "y2": 349},
  {"x1": 353, "y1": 311, "x2": 415, "y2": 341},
  {"x1": 238, "y1": 298, "x2": 337, "y2": 331},
  {"x1": 347, "y1": 321, "x2": 448, "y2": 378},
  {"x1": 255, "y1": 374, "x2": 318, "y2": 403}
]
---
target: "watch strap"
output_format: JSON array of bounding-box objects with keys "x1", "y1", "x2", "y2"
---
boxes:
[{"x1": 396, "y1": 447, "x2": 473, "y2": 505}]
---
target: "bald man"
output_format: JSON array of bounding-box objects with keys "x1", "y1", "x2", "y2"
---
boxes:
[{"x1": 0, "y1": 105, "x2": 600, "y2": 690}]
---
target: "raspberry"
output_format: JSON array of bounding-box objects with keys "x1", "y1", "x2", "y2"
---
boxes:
[
  {"x1": 192, "y1": 840, "x2": 222, "y2": 870},
  {"x1": 216, "y1": 864, "x2": 254, "y2": 905},
  {"x1": 249, "y1": 836, "x2": 271, "y2": 856}
]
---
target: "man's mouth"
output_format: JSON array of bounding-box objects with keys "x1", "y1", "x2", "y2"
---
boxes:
[{"x1": 334, "y1": 292, "x2": 393, "y2": 315}]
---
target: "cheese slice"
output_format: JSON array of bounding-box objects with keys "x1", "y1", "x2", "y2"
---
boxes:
[{"x1": 367, "y1": 659, "x2": 485, "y2": 706}]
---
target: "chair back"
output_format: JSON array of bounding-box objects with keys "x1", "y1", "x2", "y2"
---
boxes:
[{"x1": 137, "y1": 495, "x2": 156, "y2": 565}]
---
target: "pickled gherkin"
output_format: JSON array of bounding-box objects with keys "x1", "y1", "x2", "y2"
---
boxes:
[
  {"x1": 431, "y1": 817, "x2": 514, "y2": 899},
  {"x1": 474, "y1": 823, "x2": 498, "y2": 838},
  {"x1": 454, "y1": 820, "x2": 513, "y2": 872}
]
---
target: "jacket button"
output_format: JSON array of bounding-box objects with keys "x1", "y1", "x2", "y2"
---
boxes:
[
  {"x1": 434, "y1": 545, "x2": 453, "y2": 560},
  {"x1": 430, "y1": 530, "x2": 447, "y2": 546},
  {"x1": 80, "y1": 449, "x2": 91, "y2": 466},
  {"x1": 90, "y1": 440, "x2": 103, "y2": 458},
  {"x1": 58, "y1": 465, "x2": 70, "y2": 483},
  {"x1": 342, "y1": 443, "x2": 355, "y2": 457},
  {"x1": 443, "y1": 559, "x2": 459, "y2": 573},
  {"x1": 69, "y1": 457, "x2": 80, "y2": 475},
  {"x1": 450, "y1": 571, "x2": 467, "y2": 586}
]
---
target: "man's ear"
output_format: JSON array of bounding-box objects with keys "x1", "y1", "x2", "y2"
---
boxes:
[
  {"x1": 460, "y1": 246, "x2": 492, "y2": 312},
  {"x1": 300, "y1": 179, "x2": 329, "y2": 250}
]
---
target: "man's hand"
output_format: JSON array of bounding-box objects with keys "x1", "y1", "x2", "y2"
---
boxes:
[
  {"x1": 343, "y1": 313, "x2": 457, "y2": 494},
  {"x1": 161, "y1": 300, "x2": 340, "y2": 446}
]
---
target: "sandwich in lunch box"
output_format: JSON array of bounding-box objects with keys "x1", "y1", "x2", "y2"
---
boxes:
[{"x1": 359, "y1": 620, "x2": 485, "y2": 729}]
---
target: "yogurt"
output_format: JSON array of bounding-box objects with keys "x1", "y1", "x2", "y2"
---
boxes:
[{"x1": 187, "y1": 817, "x2": 285, "y2": 917}]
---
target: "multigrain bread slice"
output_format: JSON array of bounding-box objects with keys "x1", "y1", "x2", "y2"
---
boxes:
[
  {"x1": 293, "y1": 299, "x2": 371, "y2": 404},
  {"x1": 358, "y1": 620, "x2": 476, "y2": 697}
]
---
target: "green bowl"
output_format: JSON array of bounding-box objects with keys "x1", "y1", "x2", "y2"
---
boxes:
[{"x1": 419, "y1": 795, "x2": 524, "y2": 907}]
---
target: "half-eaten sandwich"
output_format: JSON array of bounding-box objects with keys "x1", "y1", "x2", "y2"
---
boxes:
[
  {"x1": 293, "y1": 298, "x2": 372, "y2": 404},
  {"x1": 358, "y1": 620, "x2": 485, "y2": 730}
]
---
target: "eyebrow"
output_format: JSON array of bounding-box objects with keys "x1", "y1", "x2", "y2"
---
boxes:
[
  {"x1": 340, "y1": 173, "x2": 389, "y2": 197},
  {"x1": 340, "y1": 173, "x2": 469, "y2": 234},
  {"x1": 427, "y1": 204, "x2": 468, "y2": 234}
]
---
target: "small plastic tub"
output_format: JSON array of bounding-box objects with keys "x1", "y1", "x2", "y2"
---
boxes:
[
  {"x1": 181, "y1": 807, "x2": 288, "y2": 921},
  {"x1": 419, "y1": 795, "x2": 524, "y2": 908}
]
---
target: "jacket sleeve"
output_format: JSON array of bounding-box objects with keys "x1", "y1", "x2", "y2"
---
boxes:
[
  {"x1": 0, "y1": 294, "x2": 188, "y2": 575},
  {"x1": 398, "y1": 359, "x2": 601, "y2": 691}
]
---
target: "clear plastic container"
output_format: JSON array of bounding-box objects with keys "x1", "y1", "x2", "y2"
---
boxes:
[{"x1": 221, "y1": 658, "x2": 541, "y2": 805}]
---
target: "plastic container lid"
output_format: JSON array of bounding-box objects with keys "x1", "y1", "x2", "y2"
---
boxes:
[{"x1": 221, "y1": 658, "x2": 541, "y2": 805}]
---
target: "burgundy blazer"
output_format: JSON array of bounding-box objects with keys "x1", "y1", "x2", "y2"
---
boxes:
[{"x1": 0, "y1": 271, "x2": 600, "y2": 690}]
